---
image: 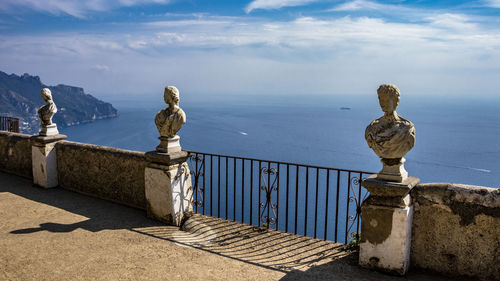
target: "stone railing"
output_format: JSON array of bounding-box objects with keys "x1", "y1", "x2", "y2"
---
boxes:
[
  {"x1": 411, "y1": 183, "x2": 499, "y2": 280},
  {"x1": 0, "y1": 131, "x2": 148, "y2": 209},
  {"x1": 0, "y1": 131, "x2": 32, "y2": 178},
  {"x1": 56, "y1": 141, "x2": 148, "y2": 209}
]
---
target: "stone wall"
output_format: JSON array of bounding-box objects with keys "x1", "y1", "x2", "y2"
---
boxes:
[
  {"x1": 56, "y1": 141, "x2": 148, "y2": 209},
  {"x1": 411, "y1": 183, "x2": 500, "y2": 280},
  {"x1": 0, "y1": 131, "x2": 32, "y2": 179}
]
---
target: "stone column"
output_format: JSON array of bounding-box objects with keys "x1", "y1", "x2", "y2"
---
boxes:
[
  {"x1": 31, "y1": 134, "x2": 67, "y2": 188},
  {"x1": 359, "y1": 175, "x2": 419, "y2": 275},
  {"x1": 144, "y1": 151, "x2": 193, "y2": 226}
]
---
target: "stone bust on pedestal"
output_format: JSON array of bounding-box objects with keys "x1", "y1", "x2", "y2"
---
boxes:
[
  {"x1": 38, "y1": 88, "x2": 59, "y2": 136},
  {"x1": 154, "y1": 86, "x2": 186, "y2": 153},
  {"x1": 146, "y1": 85, "x2": 192, "y2": 226},
  {"x1": 365, "y1": 84, "x2": 415, "y2": 182},
  {"x1": 32, "y1": 87, "x2": 66, "y2": 188}
]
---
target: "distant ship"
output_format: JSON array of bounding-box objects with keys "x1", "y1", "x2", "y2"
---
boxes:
[{"x1": 340, "y1": 107, "x2": 351, "y2": 110}]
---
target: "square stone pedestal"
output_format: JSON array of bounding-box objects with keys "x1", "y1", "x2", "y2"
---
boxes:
[
  {"x1": 359, "y1": 175, "x2": 419, "y2": 275},
  {"x1": 39, "y1": 124, "x2": 59, "y2": 136},
  {"x1": 31, "y1": 134, "x2": 67, "y2": 188},
  {"x1": 144, "y1": 151, "x2": 193, "y2": 226},
  {"x1": 156, "y1": 135, "x2": 181, "y2": 153}
]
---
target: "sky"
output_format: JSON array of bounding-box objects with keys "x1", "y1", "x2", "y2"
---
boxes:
[{"x1": 0, "y1": 0, "x2": 499, "y2": 99}]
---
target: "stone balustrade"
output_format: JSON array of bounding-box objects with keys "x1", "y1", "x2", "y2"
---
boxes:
[
  {"x1": 411, "y1": 183, "x2": 499, "y2": 280},
  {"x1": 56, "y1": 141, "x2": 148, "y2": 209},
  {"x1": 0, "y1": 131, "x2": 32, "y2": 179}
]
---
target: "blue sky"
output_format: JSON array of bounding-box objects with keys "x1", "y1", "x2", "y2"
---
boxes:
[{"x1": 0, "y1": 0, "x2": 499, "y2": 98}]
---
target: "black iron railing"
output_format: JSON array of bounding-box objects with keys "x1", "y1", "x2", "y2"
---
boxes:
[
  {"x1": 187, "y1": 151, "x2": 373, "y2": 244},
  {"x1": 0, "y1": 116, "x2": 20, "y2": 133}
]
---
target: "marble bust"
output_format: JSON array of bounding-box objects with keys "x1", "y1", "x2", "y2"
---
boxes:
[
  {"x1": 38, "y1": 88, "x2": 59, "y2": 136},
  {"x1": 365, "y1": 84, "x2": 415, "y2": 182},
  {"x1": 154, "y1": 86, "x2": 186, "y2": 152}
]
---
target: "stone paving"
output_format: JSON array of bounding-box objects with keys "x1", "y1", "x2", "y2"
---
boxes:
[{"x1": 0, "y1": 172, "x2": 466, "y2": 281}]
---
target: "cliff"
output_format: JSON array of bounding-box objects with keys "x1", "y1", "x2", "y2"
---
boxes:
[{"x1": 0, "y1": 71, "x2": 118, "y2": 133}]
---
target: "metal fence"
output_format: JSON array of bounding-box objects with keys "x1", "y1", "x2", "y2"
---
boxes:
[
  {"x1": 187, "y1": 151, "x2": 373, "y2": 244},
  {"x1": 0, "y1": 116, "x2": 20, "y2": 133}
]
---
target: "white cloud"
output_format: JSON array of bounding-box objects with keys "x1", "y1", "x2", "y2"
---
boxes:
[
  {"x1": 245, "y1": 0, "x2": 318, "y2": 13},
  {"x1": 426, "y1": 13, "x2": 477, "y2": 31},
  {"x1": 128, "y1": 40, "x2": 148, "y2": 49},
  {"x1": 0, "y1": 0, "x2": 170, "y2": 18},
  {"x1": 484, "y1": 0, "x2": 500, "y2": 8},
  {"x1": 329, "y1": 0, "x2": 423, "y2": 16},
  {"x1": 125, "y1": 15, "x2": 496, "y2": 53},
  {"x1": 92, "y1": 64, "x2": 110, "y2": 72},
  {"x1": 330, "y1": 0, "x2": 387, "y2": 11},
  {"x1": 0, "y1": 14, "x2": 499, "y2": 97},
  {"x1": 146, "y1": 19, "x2": 233, "y2": 27},
  {"x1": 329, "y1": 1, "x2": 484, "y2": 31}
]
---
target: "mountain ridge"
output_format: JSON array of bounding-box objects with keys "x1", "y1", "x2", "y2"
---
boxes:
[{"x1": 0, "y1": 71, "x2": 118, "y2": 133}]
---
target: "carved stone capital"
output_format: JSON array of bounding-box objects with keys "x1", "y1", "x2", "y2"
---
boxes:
[
  {"x1": 31, "y1": 134, "x2": 67, "y2": 147},
  {"x1": 361, "y1": 175, "x2": 420, "y2": 207},
  {"x1": 145, "y1": 150, "x2": 189, "y2": 167}
]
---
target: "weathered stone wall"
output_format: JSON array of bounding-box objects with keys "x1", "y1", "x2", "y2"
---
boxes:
[
  {"x1": 56, "y1": 141, "x2": 147, "y2": 209},
  {"x1": 411, "y1": 183, "x2": 500, "y2": 280},
  {"x1": 0, "y1": 131, "x2": 32, "y2": 178}
]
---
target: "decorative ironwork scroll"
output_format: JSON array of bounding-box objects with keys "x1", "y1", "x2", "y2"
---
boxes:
[
  {"x1": 346, "y1": 176, "x2": 369, "y2": 243},
  {"x1": 259, "y1": 166, "x2": 279, "y2": 229},
  {"x1": 189, "y1": 154, "x2": 205, "y2": 209}
]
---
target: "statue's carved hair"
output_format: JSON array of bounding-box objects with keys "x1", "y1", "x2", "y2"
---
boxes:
[
  {"x1": 377, "y1": 84, "x2": 400, "y2": 103},
  {"x1": 41, "y1": 88, "x2": 53, "y2": 100},
  {"x1": 165, "y1": 86, "x2": 179, "y2": 96}
]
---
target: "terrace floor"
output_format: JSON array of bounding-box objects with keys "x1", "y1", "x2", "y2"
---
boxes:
[{"x1": 0, "y1": 171, "x2": 466, "y2": 281}]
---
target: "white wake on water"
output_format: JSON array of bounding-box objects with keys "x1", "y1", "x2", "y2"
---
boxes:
[
  {"x1": 413, "y1": 160, "x2": 491, "y2": 173},
  {"x1": 468, "y1": 167, "x2": 491, "y2": 173}
]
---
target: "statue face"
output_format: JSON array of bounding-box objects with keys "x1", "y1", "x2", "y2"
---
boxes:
[
  {"x1": 164, "y1": 87, "x2": 179, "y2": 106},
  {"x1": 171, "y1": 91, "x2": 179, "y2": 105},
  {"x1": 378, "y1": 93, "x2": 397, "y2": 114}
]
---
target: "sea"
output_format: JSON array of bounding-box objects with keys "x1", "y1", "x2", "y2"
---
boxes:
[
  {"x1": 58, "y1": 93, "x2": 499, "y2": 242},
  {"x1": 60, "y1": 94, "x2": 500, "y2": 188}
]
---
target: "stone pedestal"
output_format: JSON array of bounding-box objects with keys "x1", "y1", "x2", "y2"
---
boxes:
[
  {"x1": 31, "y1": 134, "x2": 67, "y2": 188},
  {"x1": 156, "y1": 135, "x2": 181, "y2": 153},
  {"x1": 359, "y1": 175, "x2": 419, "y2": 275},
  {"x1": 144, "y1": 151, "x2": 193, "y2": 226},
  {"x1": 378, "y1": 157, "x2": 408, "y2": 182},
  {"x1": 39, "y1": 124, "x2": 59, "y2": 136}
]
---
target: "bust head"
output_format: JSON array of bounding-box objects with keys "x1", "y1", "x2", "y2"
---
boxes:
[
  {"x1": 377, "y1": 84, "x2": 400, "y2": 115},
  {"x1": 164, "y1": 86, "x2": 180, "y2": 106},
  {"x1": 41, "y1": 88, "x2": 53, "y2": 102}
]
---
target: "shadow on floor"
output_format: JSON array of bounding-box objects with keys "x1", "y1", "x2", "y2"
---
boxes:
[
  {"x1": 1, "y1": 171, "x2": 163, "y2": 233},
  {"x1": 132, "y1": 214, "x2": 349, "y2": 274},
  {"x1": 2, "y1": 172, "x2": 469, "y2": 280},
  {"x1": 1, "y1": 171, "x2": 353, "y2": 275}
]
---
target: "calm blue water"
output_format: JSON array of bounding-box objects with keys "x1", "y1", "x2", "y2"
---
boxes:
[{"x1": 60, "y1": 94, "x2": 500, "y2": 188}]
